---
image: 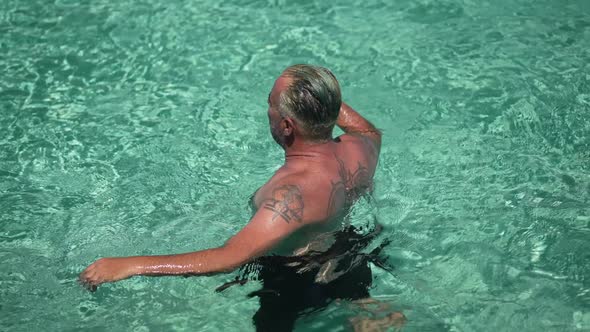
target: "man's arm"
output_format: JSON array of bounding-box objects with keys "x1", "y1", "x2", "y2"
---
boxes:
[
  {"x1": 79, "y1": 183, "x2": 307, "y2": 289},
  {"x1": 337, "y1": 102, "x2": 382, "y2": 150}
]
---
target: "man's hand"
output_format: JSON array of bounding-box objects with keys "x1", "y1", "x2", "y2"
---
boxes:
[{"x1": 79, "y1": 257, "x2": 137, "y2": 290}]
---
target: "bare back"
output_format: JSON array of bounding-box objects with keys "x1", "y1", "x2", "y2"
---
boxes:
[{"x1": 251, "y1": 134, "x2": 380, "y2": 255}]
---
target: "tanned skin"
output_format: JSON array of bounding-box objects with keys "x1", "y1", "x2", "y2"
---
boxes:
[{"x1": 79, "y1": 75, "x2": 382, "y2": 290}]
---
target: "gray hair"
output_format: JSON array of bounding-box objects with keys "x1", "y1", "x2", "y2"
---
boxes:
[{"x1": 279, "y1": 64, "x2": 342, "y2": 140}]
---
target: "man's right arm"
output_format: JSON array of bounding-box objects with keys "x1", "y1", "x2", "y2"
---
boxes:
[{"x1": 336, "y1": 102, "x2": 382, "y2": 150}]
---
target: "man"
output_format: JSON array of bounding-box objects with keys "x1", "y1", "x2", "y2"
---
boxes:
[{"x1": 80, "y1": 64, "x2": 401, "y2": 331}]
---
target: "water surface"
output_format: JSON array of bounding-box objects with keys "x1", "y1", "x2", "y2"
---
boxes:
[{"x1": 1, "y1": 0, "x2": 589, "y2": 331}]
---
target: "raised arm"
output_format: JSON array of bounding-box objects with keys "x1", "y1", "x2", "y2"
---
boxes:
[
  {"x1": 337, "y1": 102, "x2": 382, "y2": 150},
  {"x1": 79, "y1": 182, "x2": 308, "y2": 290}
]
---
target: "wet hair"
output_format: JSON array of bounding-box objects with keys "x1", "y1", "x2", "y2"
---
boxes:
[{"x1": 279, "y1": 64, "x2": 342, "y2": 141}]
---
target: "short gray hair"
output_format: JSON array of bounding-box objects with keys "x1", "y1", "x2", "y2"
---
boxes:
[{"x1": 279, "y1": 64, "x2": 342, "y2": 140}]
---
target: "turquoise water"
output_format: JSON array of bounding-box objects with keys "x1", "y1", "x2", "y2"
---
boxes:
[{"x1": 1, "y1": 0, "x2": 589, "y2": 330}]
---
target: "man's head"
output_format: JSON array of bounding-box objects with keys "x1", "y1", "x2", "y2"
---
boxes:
[{"x1": 267, "y1": 65, "x2": 341, "y2": 147}]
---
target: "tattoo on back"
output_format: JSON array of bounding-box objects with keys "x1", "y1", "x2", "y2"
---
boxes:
[
  {"x1": 263, "y1": 185, "x2": 304, "y2": 223},
  {"x1": 327, "y1": 156, "x2": 371, "y2": 216}
]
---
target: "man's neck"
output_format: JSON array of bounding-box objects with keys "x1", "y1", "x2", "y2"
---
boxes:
[{"x1": 283, "y1": 136, "x2": 333, "y2": 162}]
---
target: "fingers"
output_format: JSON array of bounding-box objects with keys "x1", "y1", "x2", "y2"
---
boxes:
[
  {"x1": 78, "y1": 276, "x2": 98, "y2": 292},
  {"x1": 78, "y1": 279, "x2": 98, "y2": 292},
  {"x1": 79, "y1": 263, "x2": 102, "y2": 292}
]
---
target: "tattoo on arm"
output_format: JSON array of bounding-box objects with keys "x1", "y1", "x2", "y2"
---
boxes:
[{"x1": 263, "y1": 185, "x2": 304, "y2": 223}]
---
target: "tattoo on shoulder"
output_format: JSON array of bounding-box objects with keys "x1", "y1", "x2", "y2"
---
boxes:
[{"x1": 263, "y1": 184, "x2": 304, "y2": 223}]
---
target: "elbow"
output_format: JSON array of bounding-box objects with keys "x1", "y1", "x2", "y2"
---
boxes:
[
  {"x1": 367, "y1": 128, "x2": 382, "y2": 151},
  {"x1": 374, "y1": 128, "x2": 382, "y2": 143}
]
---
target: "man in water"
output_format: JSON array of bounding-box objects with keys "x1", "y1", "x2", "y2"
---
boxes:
[{"x1": 80, "y1": 64, "x2": 404, "y2": 331}]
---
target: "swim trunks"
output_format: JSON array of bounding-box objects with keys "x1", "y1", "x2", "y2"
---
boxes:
[
  {"x1": 251, "y1": 253, "x2": 372, "y2": 331},
  {"x1": 216, "y1": 224, "x2": 392, "y2": 332}
]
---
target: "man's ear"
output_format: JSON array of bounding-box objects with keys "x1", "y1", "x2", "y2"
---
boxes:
[{"x1": 282, "y1": 118, "x2": 295, "y2": 136}]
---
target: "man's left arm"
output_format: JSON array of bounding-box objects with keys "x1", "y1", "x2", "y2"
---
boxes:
[{"x1": 79, "y1": 183, "x2": 307, "y2": 289}]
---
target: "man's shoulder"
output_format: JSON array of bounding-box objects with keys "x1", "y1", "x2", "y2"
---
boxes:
[
  {"x1": 263, "y1": 171, "x2": 327, "y2": 199},
  {"x1": 334, "y1": 134, "x2": 380, "y2": 166},
  {"x1": 338, "y1": 132, "x2": 380, "y2": 148},
  {"x1": 257, "y1": 171, "x2": 333, "y2": 224}
]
